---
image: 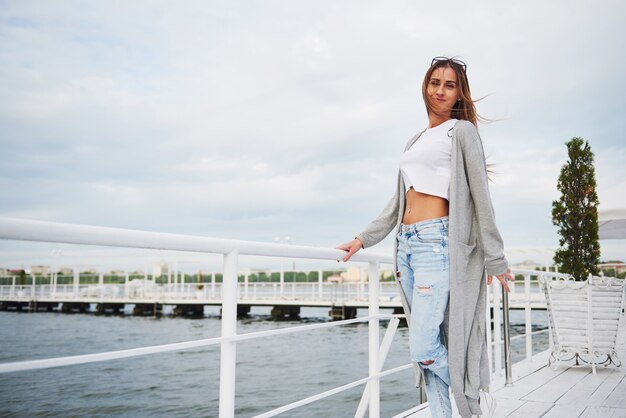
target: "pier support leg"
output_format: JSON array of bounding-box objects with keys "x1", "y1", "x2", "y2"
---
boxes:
[
  {"x1": 96, "y1": 303, "x2": 125, "y2": 315},
  {"x1": 173, "y1": 304, "x2": 205, "y2": 317},
  {"x1": 219, "y1": 304, "x2": 251, "y2": 319},
  {"x1": 132, "y1": 303, "x2": 162, "y2": 316},
  {"x1": 3, "y1": 301, "x2": 28, "y2": 311},
  {"x1": 237, "y1": 304, "x2": 250, "y2": 318},
  {"x1": 28, "y1": 302, "x2": 58, "y2": 312},
  {"x1": 329, "y1": 305, "x2": 356, "y2": 321},
  {"x1": 61, "y1": 302, "x2": 90, "y2": 313},
  {"x1": 271, "y1": 305, "x2": 300, "y2": 320},
  {"x1": 133, "y1": 303, "x2": 154, "y2": 316}
]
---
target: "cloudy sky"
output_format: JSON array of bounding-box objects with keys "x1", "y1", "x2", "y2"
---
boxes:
[{"x1": 1, "y1": 0, "x2": 625, "y2": 272}]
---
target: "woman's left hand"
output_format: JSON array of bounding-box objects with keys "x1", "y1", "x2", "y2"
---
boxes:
[{"x1": 487, "y1": 268, "x2": 514, "y2": 292}]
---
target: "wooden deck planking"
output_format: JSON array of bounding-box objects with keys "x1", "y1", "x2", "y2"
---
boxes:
[
  {"x1": 402, "y1": 310, "x2": 626, "y2": 417},
  {"x1": 581, "y1": 369, "x2": 625, "y2": 408},
  {"x1": 491, "y1": 365, "x2": 568, "y2": 401},
  {"x1": 579, "y1": 406, "x2": 623, "y2": 418},
  {"x1": 483, "y1": 397, "x2": 524, "y2": 417},
  {"x1": 603, "y1": 373, "x2": 626, "y2": 408},
  {"x1": 541, "y1": 403, "x2": 587, "y2": 418},
  {"x1": 505, "y1": 400, "x2": 553, "y2": 417},
  {"x1": 553, "y1": 367, "x2": 613, "y2": 407},
  {"x1": 520, "y1": 367, "x2": 589, "y2": 403}
]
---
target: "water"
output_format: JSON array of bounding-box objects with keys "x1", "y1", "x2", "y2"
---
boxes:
[{"x1": 0, "y1": 307, "x2": 548, "y2": 417}]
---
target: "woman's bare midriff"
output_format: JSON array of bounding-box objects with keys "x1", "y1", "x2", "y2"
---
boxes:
[{"x1": 402, "y1": 187, "x2": 449, "y2": 224}]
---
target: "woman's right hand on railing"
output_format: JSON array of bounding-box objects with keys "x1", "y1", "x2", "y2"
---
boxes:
[
  {"x1": 335, "y1": 238, "x2": 363, "y2": 262},
  {"x1": 487, "y1": 268, "x2": 514, "y2": 292}
]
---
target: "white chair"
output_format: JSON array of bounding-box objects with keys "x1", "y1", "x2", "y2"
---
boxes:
[{"x1": 541, "y1": 274, "x2": 624, "y2": 373}]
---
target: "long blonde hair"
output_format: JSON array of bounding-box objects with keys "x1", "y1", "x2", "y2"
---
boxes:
[{"x1": 421, "y1": 57, "x2": 478, "y2": 126}]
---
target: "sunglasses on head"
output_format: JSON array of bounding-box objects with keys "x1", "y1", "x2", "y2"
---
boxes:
[{"x1": 430, "y1": 57, "x2": 467, "y2": 72}]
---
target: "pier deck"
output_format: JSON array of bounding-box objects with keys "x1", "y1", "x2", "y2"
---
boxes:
[{"x1": 400, "y1": 311, "x2": 626, "y2": 417}]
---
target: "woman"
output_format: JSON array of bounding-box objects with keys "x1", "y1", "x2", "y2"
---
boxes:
[{"x1": 337, "y1": 57, "x2": 513, "y2": 418}]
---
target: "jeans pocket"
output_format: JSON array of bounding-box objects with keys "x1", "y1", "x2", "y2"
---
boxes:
[{"x1": 416, "y1": 227, "x2": 444, "y2": 244}]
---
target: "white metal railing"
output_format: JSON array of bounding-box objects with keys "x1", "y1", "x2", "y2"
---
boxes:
[
  {"x1": 487, "y1": 268, "x2": 565, "y2": 378},
  {"x1": 0, "y1": 217, "x2": 555, "y2": 416},
  {"x1": 0, "y1": 281, "x2": 403, "y2": 302},
  {"x1": 0, "y1": 277, "x2": 546, "y2": 309},
  {"x1": 0, "y1": 216, "x2": 398, "y2": 418}
]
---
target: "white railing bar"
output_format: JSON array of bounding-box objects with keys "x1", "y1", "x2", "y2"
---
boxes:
[
  {"x1": 252, "y1": 363, "x2": 413, "y2": 418},
  {"x1": 492, "y1": 280, "x2": 502, "y2": 375},
  {"x1": 356, "y1": 316, "x2": 401, "y2": 418},
  {"x1": 0, "y1": 217, "x2": 393, "y2": 264},
  {"x1": 219, "y1": 250, "x2": 238, "y2": 418},
  {"x1": 524, "y1": 273, "x2": 533, "y2": 361},
  {"x1": 511, "y1": 268, "x2": 570, "y2": 279},
  {"x1": 510, "y1": 329, "x2": 549, "y2": 342},
  {"x1": 226, "y1": 314, "x2": 394, "y2": 343},
  {"x1": 486, "y1": 280, "x2": 494, "y2": 376},
  {"x1": 489, "y1": 328, "x2": 549, "y2": 348},
  {"x1": 0, "y1": 313, "x2": 396, "y2": 374},
  {"x1": 368, "y1": 261, "x2": 380, "y2": 418},
  {"x1": 0, "y1": 335, "x2": 225, "y2": 374}
]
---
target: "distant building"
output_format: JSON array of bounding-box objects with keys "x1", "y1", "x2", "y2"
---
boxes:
[
  {"x1": 326, "y1": 267, "x2": 368, "y2": 283},
  {"x1": 31, "y1": 265, "x2": 51, "y2": 276},
  {"x1": 59, "y1": 267, "x2": 74, "y2": 276},
  {"x1": 599, "y1": 261, "x2": 626, "y2": 275},
  {"x1": 511, "y1": 260, "x2": 542, "y2": 271},
  {"x1": 153, "y1": 262, "x2": 171, "y2": 277},
  {"x1": 327, "y1": 274, "x2": 343, "y2": 283},
  {"x1": 340, "y1": 266, "x2": 363, "y2": 283}
]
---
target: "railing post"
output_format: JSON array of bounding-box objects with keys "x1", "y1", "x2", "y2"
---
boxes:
[
  {"x1": 174, "y1": 263, "x2": 178, "y2": 297},
  {"x1": 219, "y1": 249, "x2": 238, "y2": 418},
  {"x1": 73, "y1": 267, "x2": 79, "y2": 297},
  {"x1": 502, "y1": 285, "x2": 513, "y2": 386},
  {"x1": 492, "y1": 280, "x2": 502, "y2": 375},
  {"x1": 318, "y1": 269, "x2": 323, "y2": 299},
  {"x1": 485, "y1": 278, "x2": 493, "y2": 376},
  {"x1": 167, "y1": 268, "x2": 172, "y2": 295},
  {"x1": 368, "y1": 261, "x2": 380, "y2": 418},
  {"x1": 525, "y1": 274, "x2": 532, "y2": 361},
  {"x1": 280, "y1": 263, "x2": 284, "y2": 297},
  {"x1": 211, "y1": 272, "x2": 216, "y2": 299},
  {"x1": 99, "y1": 272, "x2": 104, "y2": 301}
]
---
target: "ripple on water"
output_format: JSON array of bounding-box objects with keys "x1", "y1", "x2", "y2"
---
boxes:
[{"x1": 0, "y1": 309, "x2": 549, "y2": 417}]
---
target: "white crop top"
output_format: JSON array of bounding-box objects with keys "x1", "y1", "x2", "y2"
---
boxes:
[{"x1": 399, "y1": 118, "x2": 457, "y2": 200}]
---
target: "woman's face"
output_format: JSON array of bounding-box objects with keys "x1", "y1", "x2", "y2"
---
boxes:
[{"x1": 426, "y1": 65, "x2": 460, "y2": 117}]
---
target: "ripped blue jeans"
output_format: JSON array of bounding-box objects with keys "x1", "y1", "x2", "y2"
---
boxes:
[{"x1": 396, "y1": 216, "x2": 451, "y2": 418}]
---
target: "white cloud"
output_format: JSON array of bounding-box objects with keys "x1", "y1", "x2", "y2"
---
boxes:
[{"x1": 1, "y1": 0, "x2": 625, "y2": 269}]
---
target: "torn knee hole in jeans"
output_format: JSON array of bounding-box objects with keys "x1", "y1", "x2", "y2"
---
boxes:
[
  {"x1": 417, "y1": 286, "x2": 431, "y2": 293},
  {"x1": 420, "y1": 359, "x2": 435, "y2": 365}
]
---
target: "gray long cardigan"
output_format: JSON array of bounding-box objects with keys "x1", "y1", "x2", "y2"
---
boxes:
[{"x1": 356, "y1": 120, "x2": 509, "y2": 418}]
